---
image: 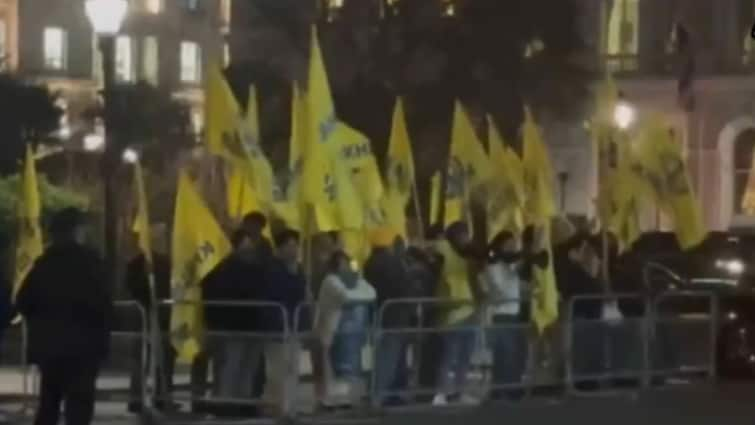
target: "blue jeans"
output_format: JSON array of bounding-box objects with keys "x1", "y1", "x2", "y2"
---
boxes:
[
  {"x1": 330, "y1": 305, "x2": 369, "y2": 379},
  {"x1": 437, "y1": 315, "x2": 477, "y2": 395},
  {"x1": 487, "y1": 314, "x2": 528, "y2": 394},
  {"x1": 374, "y1": 333, "x2": 411, "y2": 403}
]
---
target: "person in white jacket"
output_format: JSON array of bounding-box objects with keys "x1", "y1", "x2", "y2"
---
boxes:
[{"x1": 314, "y1": 251, "x2": 376, "y2": 408}]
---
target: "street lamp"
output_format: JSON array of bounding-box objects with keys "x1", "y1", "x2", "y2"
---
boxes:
[
  {"x1": 613, "y1": 100, "x2": 636, "y2": 131},
  {"x1": 86, "y1": 0, "x2": 128, "y2": 290}
]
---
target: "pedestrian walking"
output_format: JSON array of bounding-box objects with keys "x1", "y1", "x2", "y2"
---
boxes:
[{"x1": 15, "y1": 207, "x2": 113, "y2": 425}]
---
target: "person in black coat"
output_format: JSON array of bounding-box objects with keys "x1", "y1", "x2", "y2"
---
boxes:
[
  {"x1": 366, "y1": 234, "x2": 422, "y2": 406},
  {"x1": 125, "y1": 229, "x2": 176, "y2": 413},
  {"x1": 16, "y1": 207, "x2": 113, "y2": 425},
  {"x1": 201, "y1": 229, "x2": 268, "y2": 417},
  {"x1": 258, "y1": 229, "x2": 306, "y2": 413}
]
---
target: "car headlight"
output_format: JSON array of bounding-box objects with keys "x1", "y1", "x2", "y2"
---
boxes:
[{"x1": 716, "y1": 259, "x2": 745, "y2": 275}]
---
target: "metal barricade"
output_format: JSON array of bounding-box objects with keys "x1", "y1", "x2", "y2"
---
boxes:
[
  {"x1": 292, "y1": 300, "x2": 376, "y2": 417},
  {"x1": 370, "y1": 298, "x2": 492, "y2": 409},
  {"x1": 649, "y1": 291, "x2": 718, "y2": 382},
  {"x1": 0, "y1": 318, "x2": 35, "y2": 418},
  {"x1": 155, "y1": 299, "x2": 289, "y2": 423},
  {"x1": 565, "y1": 294, "x2": 649, "y2": 396},
  {"x1": 93, "y1": 300, "x2": 149, "y2": 420}
]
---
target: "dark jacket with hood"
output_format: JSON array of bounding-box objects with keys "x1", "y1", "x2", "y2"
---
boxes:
[
  {"x1": 365, "y1": 246, "x2": 423, "y2": 329},
  {"x1": 16, "y1": 242, "x2": 113, "y2": 364}
]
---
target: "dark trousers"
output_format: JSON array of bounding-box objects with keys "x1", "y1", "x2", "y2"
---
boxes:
[
  {"x1": 129, "y1": 337, "x2": 175, "y2": 407},
  {"x1": 487, "y1": 314, "x2": 528, "y2": 396},
  {"x1": 374, "y1": 333, "x2": 411, "y2": 403},
  {"x1": 35, "y1": 358, "x2": 99, "y2": 425}
]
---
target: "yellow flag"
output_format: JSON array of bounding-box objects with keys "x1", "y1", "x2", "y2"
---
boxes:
[
  {"x1": 271, "y1": 84, "x2": 306, "y2": 230},
  {"x1": 386, "y1": 99, "x2": 415, "y2": 203},
  {"x1": 334, "y1": 122, "x2": 384, "y2": 227},
  {"x1": 450, "y1": 101, "x2": 493, "y2": 195},
  {"x1": 381, "y1": 191, "x2": 407, "y2": 239},
  {"x1": 522, "y1": 108, "x2": 556, "y2": 224},
  {"x1": 132, "y1": 160, "x2": 152, "y2": 266},
  {"x1": 632, "y1": 116, "x2": 705, "y2": 249},
  {"x1": 204, "y1": 65, "x2": 274, "y2": 210},
  {"x1": 13, "y1": 145, "x2": 43, "y2": 297},
  {"x1": 531, "y1": 223, "x2": 559, "y2": 333},
  {"x1": 519, "y1": 109, "x2": 559, "y2": 332},
  {"x1": 226, "y1": 163, "x2": 261, "y2": 221},
  {"x1": 301, "y1": 27, "x2": 363, "y2": 231},
  {"x1": 598, "y1": 163, "x2": 643, "y2": 252},
  {"x1": 431, "y1": 171, "x2": 463, "y2": 228},
  {"x1": 171, "y1": 171, "x2": 231, "y2": 363},
  {"x1": 487, "y1": 118, "x2": 525, "y2": 241}
]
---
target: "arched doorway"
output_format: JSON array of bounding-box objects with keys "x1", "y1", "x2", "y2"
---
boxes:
[{"x1": 718, "y1": 117, "x2": 755, "y2": 229}]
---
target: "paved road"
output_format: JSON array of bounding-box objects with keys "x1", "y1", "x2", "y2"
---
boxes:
[{"x1": 3, "y1": 383, "x2": 754, "y2": 425}]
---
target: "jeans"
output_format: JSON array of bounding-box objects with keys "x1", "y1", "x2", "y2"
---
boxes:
[
  {"x1": 437, "y1": 315, "x2": 477, "y2": 395},
  {"x1": 487, "y1": 314, "x2": 528, "y2": 394},
  {"x1": 330, "y1": 305, "x2": 369, "y2": 379},
  {"x1": 35, "y1": 358, "x2": 99, "y2": 425},
  {"x1": 217, "y1": 339, "x2": 263, "y2": 399},
  {"x1": 374, "y1": 333, "x2": 411, "y2": 403}
]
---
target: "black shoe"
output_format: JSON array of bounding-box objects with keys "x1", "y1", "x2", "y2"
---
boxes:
[{"x1": 127, "y1": 401, "x2": 144, "y2": 414}]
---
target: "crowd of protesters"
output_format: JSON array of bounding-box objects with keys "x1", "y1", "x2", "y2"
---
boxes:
[{"x1": 0, "y1": 207, "x2": 661, "y2": 424}]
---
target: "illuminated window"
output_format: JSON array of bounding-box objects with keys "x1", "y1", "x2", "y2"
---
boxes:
[
  {"x1": 0, "y1": 19, "x2": 6, "y2": 69},
  {"x1": 115, "y1": 35, "x2": 134, "y2": 82},
  {"x1": 604, "y1": 0, "x2": 639, "y2": 71},
  {"x1": 223, "y1": 42, "x2": 230, "y2": 67},
  {"x1": 220, "y1": 0, "x2": 232, "y2": 29},
  {"x1": 145, "y1": 0, "x2": 163, "y2": 14},
  {"x1": 142, "y1": 36, "x2": 159, "y2": 85},
  {"x1": 444, "y1": 0, "x2": 455, "y2": 17},
  {"x1": 180, "y1": 41, "x2": 201, "y2": 83},
  {"x1": 735, "y1": 130, "x2": 755, "y2": 215},
  {"x1": 43, "y1": 27, "x2": 67, "y2": 70}
]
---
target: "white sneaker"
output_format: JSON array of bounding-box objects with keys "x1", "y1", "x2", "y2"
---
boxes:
[{"x1": 432, "y1": 394, "x2": 448, "y2": 406}]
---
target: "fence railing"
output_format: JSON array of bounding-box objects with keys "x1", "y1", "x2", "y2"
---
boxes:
[{"x1": 1, "y1": 292, "x2": 719, "y2": 421}]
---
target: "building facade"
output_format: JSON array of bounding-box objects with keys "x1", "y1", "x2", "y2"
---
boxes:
[
  {"x1": 573, "y1": 0, "x2": 755, "y2": 231},
  {"x1": 0, "y1": 0, "x2": 230, "y2": 148}
]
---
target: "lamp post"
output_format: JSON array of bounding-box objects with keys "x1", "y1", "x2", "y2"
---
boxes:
[{"x1": 86, "y1": 0, "x2": 128, "y2": 290}]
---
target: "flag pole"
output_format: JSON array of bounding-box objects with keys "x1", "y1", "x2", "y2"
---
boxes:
[{"x1": 410, "y1": 179, "x2": 425, "y2": 240}]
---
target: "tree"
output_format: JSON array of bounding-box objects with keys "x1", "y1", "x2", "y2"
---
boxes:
[
  {"x1": 227, "y1": 0, "x2": 590, "y2": 178},
  {"x1": 0, "y1": 74, "x2": 63, "y2": 175},
  {"x1": 84, "y1": 81, "x2": 197, "y2": 172}
]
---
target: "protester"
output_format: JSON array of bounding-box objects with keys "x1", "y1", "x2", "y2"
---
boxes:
[
  {"x1": 241, "y1": 212, "x2": 273, "y2": 261},
  {"x1": 259, "y1": 229, "x2": 307, "y2": 414},
  {"x1": 126, "y1": 224, "x2": 176, "y2": 413},
  {"x1": 433, "y1": 221, "x2": 478, "y2": 406},
  {"x1": 201, "y1": 229, "x2": 267, "y2": 417},
  {"x1": 365, "y1": 229, "x2": 422, "y2": 406},
  {"x1": 15, "y1": 207, "x2": 113, "y2": 425},
  {"x1": 416, "y1": 224, "x2": 445, "y2": 401},
  {"x1": 314, "y1": 251, "x2": 376, "y2": 408},
  {"x1": 480, "y1": 231, "x2": 528, "y2": 400},
  {"x1": 553, "y1": 230, "x2": 605, "y2": 390}
]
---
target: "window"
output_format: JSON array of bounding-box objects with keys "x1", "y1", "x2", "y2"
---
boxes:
[
  {"x1": 145, "y1": 0, "x2": 163, "y2": 14},
  {"x1": 43, "y1": 27, "x2": 67, "y2": 70},
  {"x1": 220, "y1": 0, "x2": 232, "y2": 28},
  {"x1": 604, "y1": 0, "x2": 639, "y2": 72},
  {"x1": 92, "y1": 35, "x2": 103, "y2": 86},
  {"x1": 734, "y1": 130, "x2": 755, "y2": 215},
  {"x1": 115, "y1": 35, "x2": 134, "y2": 82},
  {"x1": 142, "y1": 36, "x2": 159, "y2": 85},
  {"x1": 223, "y1": 42, "x2": 230, "y2": 67},
  {"x1": 184, "y1": 0, "x2": 200, "y2": 11},
  {"x1": 0, "y1": 19, "x2": 7, "y2": 69},
  {"x1": 180, "y1": 41, "x2": 201, "y2": 83}
]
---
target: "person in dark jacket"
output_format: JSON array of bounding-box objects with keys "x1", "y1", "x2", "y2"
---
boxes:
[
  {"x1": 416, "y1": 224, "x2": 445, "y2": 402},
  {"x1": 16, "y1": 207, "x2": 113, "y2": 425},
  {"x1": 0, "y1": 278, "x2": 10, "y2": 350},
  {"x1": 258, "y1": 229, "x2": 306, "y2": 413},
  {"x1": 366, "y1": 230, "x2": 422, "y2": 406},
  {"x1": 126, "y1": 224, "x2": 176, "y2": 413},
  {"x1": 201, "y1": 229, "x2": 267, "y2": 416}
]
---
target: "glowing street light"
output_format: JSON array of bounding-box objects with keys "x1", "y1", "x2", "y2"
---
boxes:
[
  {"x1": 85, "y1": 0, "x2": 128, "y2": 35},
  {"x1": 122, "y1": 148, "x2": 139, "y2": 164},
  {"x1": 613, "y1": 100, "x2": 636, "y2": 130}
]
